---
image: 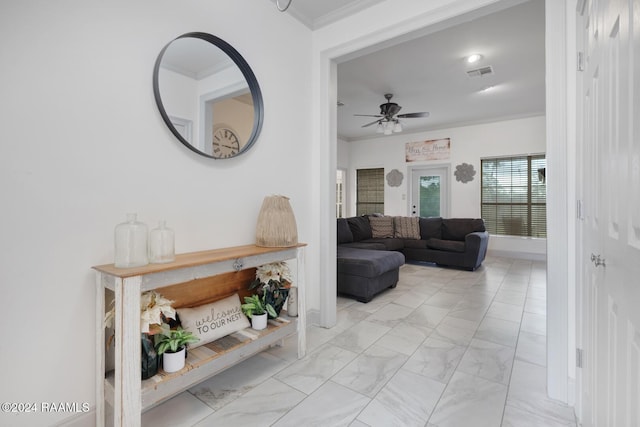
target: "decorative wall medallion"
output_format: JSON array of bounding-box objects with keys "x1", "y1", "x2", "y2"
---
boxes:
[
  {"x1": 386, "y1": 169, "x2": 404, "y2": 187},
  {"x1": 454, "y1": 163, "x2": 476, "y2": 183}
]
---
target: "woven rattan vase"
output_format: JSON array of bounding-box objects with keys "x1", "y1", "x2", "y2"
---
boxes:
[{"x1": 255, "y1": 195, "x2": 298, "y2": 247}]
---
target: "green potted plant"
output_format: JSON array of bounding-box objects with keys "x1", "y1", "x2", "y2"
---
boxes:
[
  {"x1": 104, "y1": 290, "x2": 176, "y2": 379},
  {"x1": 250, "y1": 262, "x2": 292, "y2": 318},
  {"x1": 241, "y1": 294, "x2": 275, "y2": 330},
  {"x1": 155, "y1": 327, "x2": 199, "y2": 373}
]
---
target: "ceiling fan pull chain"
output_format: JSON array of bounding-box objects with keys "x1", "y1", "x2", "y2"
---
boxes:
[{"x1": 276, "y1": 0, "x2": 293, "y2": 12}]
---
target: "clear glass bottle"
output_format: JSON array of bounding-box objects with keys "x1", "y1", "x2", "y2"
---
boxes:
[
  {"x1": 149, "y1": 220, "x2": 175, "y2": 264},
  {"x1": 114, "y1": 213, "x2": 149, "y2": 268}
]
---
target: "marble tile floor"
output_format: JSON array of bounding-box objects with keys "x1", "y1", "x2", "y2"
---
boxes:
[{"x1": 141, "y1": 256, "x2": 577, "y2": 427}]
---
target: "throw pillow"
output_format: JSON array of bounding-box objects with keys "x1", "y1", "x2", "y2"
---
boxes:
[
  {"x1": 369, "y1": 215, "x2": 394, "y2": 238},
  {"x1": 177, "y1": 293, "x2": 250, "y2": 349},
  {"x1": 393, "y1": 216, "x2": 420, "y2": 239}
]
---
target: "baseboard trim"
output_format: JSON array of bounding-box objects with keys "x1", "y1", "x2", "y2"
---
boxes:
[
  {"x1": 487, "y1": 249, "x2": 547, "y2": 262},
  {"x1": 54, "y1": 407, "x2": 95, "y2": 427}
]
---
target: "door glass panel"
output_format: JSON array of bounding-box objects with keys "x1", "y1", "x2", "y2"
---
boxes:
[{"x1": 419, "y1": 175, "x2": 441, "y2": 217}]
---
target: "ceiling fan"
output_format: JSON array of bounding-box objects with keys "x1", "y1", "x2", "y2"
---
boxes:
[{"x1": 355, "y1": 93, "x2": 429, "y2": 134}]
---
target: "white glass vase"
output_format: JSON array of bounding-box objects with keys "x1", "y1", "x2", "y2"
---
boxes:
[
  {"x1": 114, "y1": 213, "x2": 148, "y2": 268},
  {"x1": 149, "y1": 220, "x2": 175, "y2": 264}
]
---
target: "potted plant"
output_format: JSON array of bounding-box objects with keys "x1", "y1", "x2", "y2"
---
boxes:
[
  {"x1": 155, "y1": 327, "x2": 199, "y2": 373},
  {"x1": 241, "y1": 294, "x2": 275, "y2": 330},
  {"x1": 250, "y1": 262, "x2": 292, "y2": 318},
  {"x1": 104, "y1": 290, "x2": 176, "y2": 379}
]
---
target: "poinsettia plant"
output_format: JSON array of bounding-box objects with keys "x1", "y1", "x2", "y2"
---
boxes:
[
  {"x1": 104, "y1": 291, "x2": 176, "y2": 347},
  {"x1": 253, "y1": 262, "x2": 292, "y2": 288},
  {"x1": 249, "y1": 262, "x2": 292, "y2": 318}
]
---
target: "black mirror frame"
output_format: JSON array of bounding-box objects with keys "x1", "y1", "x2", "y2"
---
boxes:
[{"x1": 153, "y1": 32, "x2": 264, "y2": 159}]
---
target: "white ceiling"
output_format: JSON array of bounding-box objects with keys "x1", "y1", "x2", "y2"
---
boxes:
[
  {"x1": 282, "y1": 0, "x2": 546, "y2": 141},
  {"x1": 280, "y1": 0, "x2": 387, "y2": 29}
]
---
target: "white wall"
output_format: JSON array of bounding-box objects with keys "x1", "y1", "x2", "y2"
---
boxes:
[
  {"x1": 344, "y1": 115, "x2": 547, "y2": 257},
  {"x1": 337, "y1": 137, "x2": 350, "y2": 170},
  {"x1": 0, "y1": 1, "x2": 312, "y2": 425}
]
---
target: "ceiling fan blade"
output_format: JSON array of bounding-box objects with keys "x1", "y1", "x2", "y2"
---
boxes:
[
  {"x1": 397, "y1": 112, "x2": 430, "y2": 118},
  {"x1": 354, "y1": 114, "x2": 383, "y2": 117},
  {"x1": 361, "y1": 119, "x2": 381, "y2": 128}
]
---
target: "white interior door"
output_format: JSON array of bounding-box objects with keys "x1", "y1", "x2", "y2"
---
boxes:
[
  {"x1": 409, "y1": 165, "x2": 450, "y2": 218},
  {"x1": 578, "y1": 0, "x2": 640, "y2": 425}
]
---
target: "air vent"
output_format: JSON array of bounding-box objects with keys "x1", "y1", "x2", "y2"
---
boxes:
[{"x1": 466, "y1": 66, "x2": 494, "y2": 78}]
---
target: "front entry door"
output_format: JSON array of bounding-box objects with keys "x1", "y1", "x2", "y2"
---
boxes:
[
  {"x1": 410, "y1": 165, "x2": 449, "y2": 217},
  {"x1": 577, "y1": 0, "x2": 640, "y2": 425}
]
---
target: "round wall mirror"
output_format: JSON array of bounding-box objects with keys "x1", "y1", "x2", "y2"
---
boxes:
[{"x1": 153, "y1": 32, "x2": 264, "y2": 159}]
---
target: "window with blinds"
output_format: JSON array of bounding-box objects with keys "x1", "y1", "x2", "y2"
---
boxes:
[
  {"x1": 356, "y1": 168, "x2": 384, "y2": 216},
  {"x1": 481, "y1": 155, "x2": 546, "y2": 237},
  {"x1": 336, "y1": 169, "x2": 345, "y2": 218}
]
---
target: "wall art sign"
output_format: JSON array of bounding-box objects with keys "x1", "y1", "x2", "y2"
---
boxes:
[{"x1": 405, "y1": 138, "x2": 451, "y2": 162}]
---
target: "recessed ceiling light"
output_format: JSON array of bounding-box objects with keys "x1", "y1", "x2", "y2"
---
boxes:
[
  {"x1": 480, "y1": 85, "x2": 495, "y2": 93},
  {"x1": 467, "y1": 53, "x2": 482, "y2": 63}
]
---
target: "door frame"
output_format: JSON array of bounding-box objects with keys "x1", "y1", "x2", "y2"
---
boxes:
[
  {"x1": 407, "y1": 164, "x2": 451, "y2": 218},
  {"x1": 315, "y1": 0, "x2": 575, "y2": 404}
]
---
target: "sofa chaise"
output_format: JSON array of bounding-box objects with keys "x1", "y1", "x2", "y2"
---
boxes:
[{"x1": 336, "y1": 215, "x2": 489, "y2": 302}]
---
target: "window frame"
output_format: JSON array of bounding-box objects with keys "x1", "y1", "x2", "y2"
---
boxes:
[{"x1": 480, "y1": 154, "x2": 547, "y2": 238}]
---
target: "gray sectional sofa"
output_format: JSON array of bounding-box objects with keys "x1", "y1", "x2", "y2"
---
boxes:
[{"x1": 336, "y1": 215, "x2": 489, "y2": 302}]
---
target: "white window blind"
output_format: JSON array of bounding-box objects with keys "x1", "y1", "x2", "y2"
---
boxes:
[{"x1": 481, "y1": 155, "x2": 546, "y2": 237}]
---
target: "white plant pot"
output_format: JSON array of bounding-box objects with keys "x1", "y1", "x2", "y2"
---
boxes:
[
  {"x1": 162, "y1": 347, "x2": 186, "y2": 373},
  {"x1": 251, "y1": 313, "x2": 268, "y2": 330}
]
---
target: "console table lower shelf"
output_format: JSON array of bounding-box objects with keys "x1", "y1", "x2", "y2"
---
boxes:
[{"x1": 104, "y1": 315, "x2": 296, "y2": 412}]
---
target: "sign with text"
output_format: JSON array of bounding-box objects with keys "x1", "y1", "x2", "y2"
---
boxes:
[{"x1": 405, "y1": 138, "x2": 451, "y2": 162}]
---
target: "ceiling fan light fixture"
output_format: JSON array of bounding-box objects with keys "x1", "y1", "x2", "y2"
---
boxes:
[
  {"x1": 355, "y1": 94, "x2": 428, "y2": 134},
  {"x1": 467, "y1": 53, "x2": 483, "y2": 63}
]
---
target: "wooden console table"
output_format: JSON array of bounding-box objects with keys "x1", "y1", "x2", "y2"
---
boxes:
[{"x1": 93, "y1": 244, "x2": 306, "y2": 427}]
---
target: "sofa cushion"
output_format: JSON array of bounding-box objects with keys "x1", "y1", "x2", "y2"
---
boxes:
[
  {"x1": 347, "y1": 216, "x2": 373, "y2": 241},
  {"x1": 337, "y1": 218, "x2": 354, "y2": 244},
  {"x1": 402, "y1": 239, "x2": 429, "y2": 249},
  {"x1": 365, "y1": 238, "x2": 405, "y2": 251},
  {"x1": 394, "y1": 216, "x2": 420, "y2": 239},
  {"x1": 337, "y1": 247, "x2": 405, "y2": 278},
  {"x1": 340, "y1": 242, "x2": 387, "y2": 250},
  {"x1": 441, "y1": 218, "x2": 486, "y2": 241},
  {"x1": 426, "y1": 238, "x2": 466, "y2": 253},
  {"x1": 419, "y1": 217, "x2": 443, "y2": 240},
  {"x1": 369, "y1": 216, "x2": 395, "y2": 238}
]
